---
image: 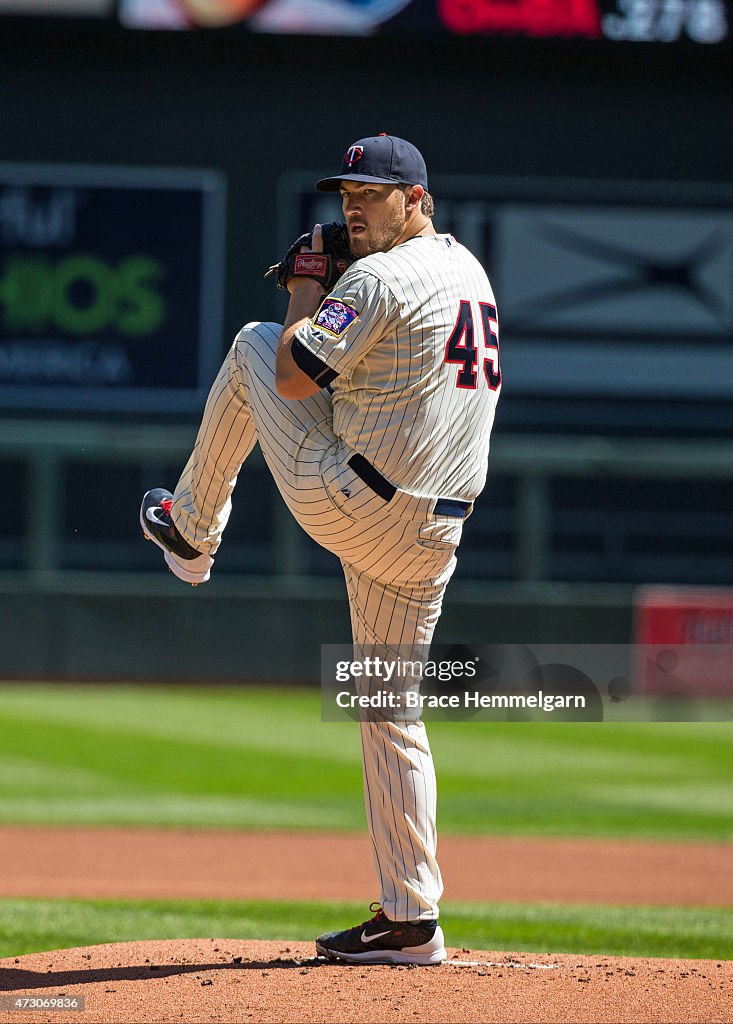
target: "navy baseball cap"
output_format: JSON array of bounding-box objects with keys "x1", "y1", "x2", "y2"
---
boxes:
[{"x1": 315, "y1": 134, "x2": 428, "y2": 192}]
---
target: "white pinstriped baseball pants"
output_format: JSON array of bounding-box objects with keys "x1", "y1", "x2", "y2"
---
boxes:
[{"x1": 171, "y1": 322, "x2": 464, "y2": 922}]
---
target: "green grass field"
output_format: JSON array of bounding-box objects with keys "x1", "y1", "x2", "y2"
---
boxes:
[
  {"x1": 1, "y1": 899, "x2": 730, "y2": 961},
  {"x1": 0, "y1": 684, "x2": 730, "y2": 837},
  {"x1": 0, "y1": 684, "x2": 730, "y2": 960}
]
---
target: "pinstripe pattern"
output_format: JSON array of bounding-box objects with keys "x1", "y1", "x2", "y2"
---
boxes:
[
  {"x1": 167, "y1": 229, "x2": 498, "y2": 925},
  {"x1": 343, "y1": 561, "x2": 447, "y2": 921},
  {"x1": 295, "y1": 234, "x2": 500, "y2": 500}
]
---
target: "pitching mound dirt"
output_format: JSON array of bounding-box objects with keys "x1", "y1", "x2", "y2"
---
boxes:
[{"x1": 0, "y1": 939, "x2": 730, "y2": 1024}]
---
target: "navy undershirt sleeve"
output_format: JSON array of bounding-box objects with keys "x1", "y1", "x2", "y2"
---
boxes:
[{"x1": 291, "y1": 337, "x2": 339, "y2": 387}]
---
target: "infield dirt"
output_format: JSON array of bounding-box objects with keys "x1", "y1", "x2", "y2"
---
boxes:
[
  {"x1": 0, "y1": 826, "x2": 730, "y2": 1023},
  {"x1": 1, "y1": 825, "x2": 731, "y2": 905}
]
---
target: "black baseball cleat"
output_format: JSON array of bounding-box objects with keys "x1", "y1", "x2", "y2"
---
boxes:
[
  {"x1": 140, "y1": 488, "x2": 213, "y2": 585},
  {"x1": 315, "y1": 904, "x2": 446, "y2": 965}
]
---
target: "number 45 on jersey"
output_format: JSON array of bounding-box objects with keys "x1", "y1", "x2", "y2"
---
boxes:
[{"x1": 444, "y1": 300, "x2": 501, "y2": 391}]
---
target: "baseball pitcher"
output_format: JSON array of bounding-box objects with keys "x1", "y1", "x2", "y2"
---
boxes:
[{"x1": 140, "y1": 134, "x2": 501, "y2": 964}]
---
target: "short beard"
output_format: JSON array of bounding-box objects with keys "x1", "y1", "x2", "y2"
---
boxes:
[{"x1": 350, "y1": 196, "x2": 407, "y2": 256}]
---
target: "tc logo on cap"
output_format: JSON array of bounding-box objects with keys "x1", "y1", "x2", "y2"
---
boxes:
[{"x1": 344, "y1": 145, "x2": 364, "y2": 166}]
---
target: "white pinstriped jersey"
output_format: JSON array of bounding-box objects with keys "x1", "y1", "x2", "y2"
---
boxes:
[{"x1": 294, "y1": 233, "x2": 501, "y2": 501}]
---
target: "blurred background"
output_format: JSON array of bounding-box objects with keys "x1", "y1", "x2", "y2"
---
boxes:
[{"x1": 0, "y1": 0, "x2": 732, "y2": 682}]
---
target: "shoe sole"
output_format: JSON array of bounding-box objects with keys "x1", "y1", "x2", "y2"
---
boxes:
[
  {"x1": 139, "y1": 505, "x2": 212, "y2": 586},
  {"x1": 315, "y1": 933, "x2": 447, "y2": 966}
]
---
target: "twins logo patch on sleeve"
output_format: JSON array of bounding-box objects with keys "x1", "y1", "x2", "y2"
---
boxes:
[{"x1": 314, "y1": 298, "x2": 359, "y2": 337}]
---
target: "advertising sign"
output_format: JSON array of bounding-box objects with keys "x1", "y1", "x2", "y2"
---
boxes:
[
  {"x1": 635, "y1": 586, "x2": 733, "y2": 697},
  {"x1": 0, "y1": 164, "x2": 225, "y2": 411}
]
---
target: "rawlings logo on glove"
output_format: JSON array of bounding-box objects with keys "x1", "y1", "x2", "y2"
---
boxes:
[
  {"x1": 294, "y1": 254, "x2": 329, "y2": 276},
  {"x1": 265, "y1": 221, "x2": 354, "y2": 293}
]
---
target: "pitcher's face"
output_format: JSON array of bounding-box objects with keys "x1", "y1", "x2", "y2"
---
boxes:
[{"x1": 340, "y1": 183, "x2": 410, "y2": 257}]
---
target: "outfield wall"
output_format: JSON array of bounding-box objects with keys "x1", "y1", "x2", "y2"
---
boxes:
[{"x1": 0, "y1": 580, "x2": 631, "y2": 682}]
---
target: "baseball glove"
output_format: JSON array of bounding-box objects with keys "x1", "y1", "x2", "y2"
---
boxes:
[{"x1": 265, "y1": 221, "x2": 353, "y2": 292}]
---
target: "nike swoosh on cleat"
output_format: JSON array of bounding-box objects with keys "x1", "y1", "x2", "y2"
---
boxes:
[
  {"x1": 146, "y1": 508, "x2": 171, "y2": 528},
  {"x1": 361, "y1": 929, "x2": 393, "y2": 943}
]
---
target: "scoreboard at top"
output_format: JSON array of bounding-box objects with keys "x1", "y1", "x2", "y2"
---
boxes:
[{"x1": 0, "y1": 0, "x2": 730, "y2": 47}]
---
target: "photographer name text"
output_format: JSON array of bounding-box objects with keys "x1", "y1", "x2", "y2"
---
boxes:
[{"x1": 335, "y1": 691, "x2": 586, "y2": 712}]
